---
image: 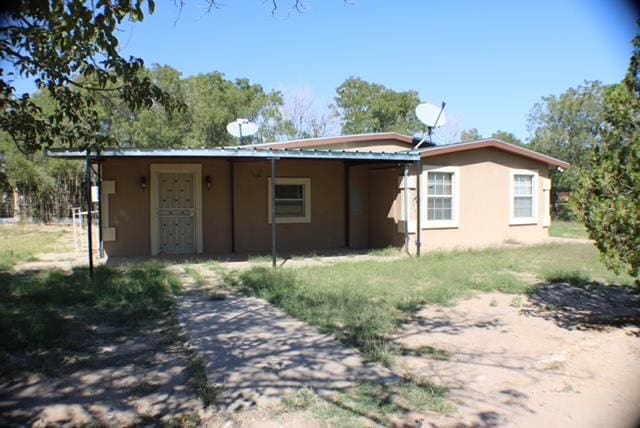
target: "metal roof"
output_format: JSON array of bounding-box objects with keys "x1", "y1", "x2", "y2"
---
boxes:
[
  {"x1": 416, "y1": 139, "x2": 570, "y2": 169},
  {"x1": 240, "y1": 132, "x2": 415, "y2": 149},
  {"x1": 47, "y1": 146, "x2": 420, "y2": 162}
]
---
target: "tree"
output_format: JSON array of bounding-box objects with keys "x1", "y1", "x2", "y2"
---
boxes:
[
  {"x1": 491, "y1": 130, "x2": 523, "y2": 146},
  {"x1": 333, "y1": 77, "x2": 422, "y2": 135},
  {"x1": 183, "y1": 72, "x2": 286, "y2": 146},
  {"x1": 574, "y1": 32, "x2": 640, "y2": 281},
  {"x1": 460, "y1": 128, "x2": 482, "y2": 141},
  {"x1": 0, "y1": 0, "x2": 309, "y2": 154},
  {"x1": 279, "y1": 86, "x2": 338, "y2": 139},
  {"x1": 527, "y1": 81, "x2": 608, "y2": 191},
  {"x1": 0, "y1": 0, "x2": 183, "y2": 154}
]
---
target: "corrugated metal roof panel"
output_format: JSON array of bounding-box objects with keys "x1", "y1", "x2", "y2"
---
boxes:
[{"x1": 47, "y1": 147, "x2": 420, "y2": 162}]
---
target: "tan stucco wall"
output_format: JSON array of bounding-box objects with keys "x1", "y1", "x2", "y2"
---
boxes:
[
  {"x1": 233, "y1": 159, "x2": 347, "y2": 253},
  {"x1": 102, "y1": 158, "x2": 232, "y2": 257},
  {"x1": 348, "y1": 165, "x2": 371, "y2": 249},
  {"x1": 412, "y1": 147, "x2": 551, "y2": 252},
  {"x1": 100, "y1": 146, "x2": 552, "y2": 257}
]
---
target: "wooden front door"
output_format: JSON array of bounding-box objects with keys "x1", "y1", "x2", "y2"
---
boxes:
[{"x1": 158, "y1": 172, "x2": 195, "y2": 254}]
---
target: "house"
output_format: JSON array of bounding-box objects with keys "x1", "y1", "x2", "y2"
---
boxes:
[{"x1": 48, "y1": 133, "x2": 569, "y2": 258}]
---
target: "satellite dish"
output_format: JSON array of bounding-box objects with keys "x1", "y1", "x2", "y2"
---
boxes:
[
  {"x1": 226, "y1": 118, "x2": 259, "y2": 139},
  {"x1": 416, "y1": 102, "x2": 446, "y2": 128},
  {"x1": 414, "y1": 102, "x2": 447, "y2": 148}
]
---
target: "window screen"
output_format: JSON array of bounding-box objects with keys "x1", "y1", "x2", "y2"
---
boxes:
[{"x1": 427, "y1": 172, "x2": 454, "y2": 221}]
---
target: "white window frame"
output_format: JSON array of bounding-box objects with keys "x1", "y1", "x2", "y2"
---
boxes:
[
  {"x1": 510, "y1": 169, "x2": 539, "y2": 225},
  {"x1": 267, "y1": 178, "x2": 311, "y2": 224},
  {"x1": 420, "y1": 165, "x2": 460, "y2": 229}
]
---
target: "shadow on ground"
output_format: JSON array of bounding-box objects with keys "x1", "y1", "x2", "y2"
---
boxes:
[
  {"x1": 522, "y1": 281, "x2": 640, "y2": 334},
  {"x1": 178, "y1": 290, "x2": 398, "y2": 412},
  {"x1": 0, "y1": 265, "x2": 201, "y2": 427}
]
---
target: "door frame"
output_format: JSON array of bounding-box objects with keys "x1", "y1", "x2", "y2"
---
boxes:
[{"x1": 150, "y1": 163, "x2": 203, "y2": 256}]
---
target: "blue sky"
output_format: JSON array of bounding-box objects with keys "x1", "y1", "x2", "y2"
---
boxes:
[{"x1": 16, "y1": 0, "x2": 639, "y2": 142}]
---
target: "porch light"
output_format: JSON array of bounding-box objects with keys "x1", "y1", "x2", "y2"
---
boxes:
[
  {"x1": 140, "y1": 176, "x2": 147, "y2": 190},
  {"x1": 205, "y1": 176, "x2": 212, "y2": 190}
]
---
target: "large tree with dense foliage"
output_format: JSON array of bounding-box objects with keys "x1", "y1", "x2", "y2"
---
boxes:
[
  {"x1": 459, "y1": 128, "x2": 482, "y2": 142},
  {"x1": 333, "y1": 77, "x2": 422, "y2": 135},
  {"x1": 0, "y1": 0, "x2": 307, "y2": 154},
  {"x1": 574, "y1": 33, "x2": 640, "y2": 281},
  {"x1": 491, "y1": 130, "x2": 523, "y2": 146},
  {"x1": 0, "y1": 0, "x2": 183, "y2": 154},
  {"x1": 527, "y1": 81, "x2": 608, "y2": 191}
]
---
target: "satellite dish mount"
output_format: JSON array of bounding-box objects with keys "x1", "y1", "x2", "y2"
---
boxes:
[{"x1": 415, "y1": 101, "x2": 446, "y2": 148}]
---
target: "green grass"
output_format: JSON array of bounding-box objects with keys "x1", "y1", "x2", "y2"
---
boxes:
[
  {"x1": 549, "y1": 220, "x2": 589, "y2": 239},
  {"x1": 0, "y1": 262, "x2": 181, "y2": 374},
  {"x1": 0, "y1": 225, "x2": 70, "y2": 270},
  {"x1": 225, "y1": 243, "x2": 634, "y2": 365},
  {"x1": 315, "y1": 381, "x2": 454, "y2": 426}
]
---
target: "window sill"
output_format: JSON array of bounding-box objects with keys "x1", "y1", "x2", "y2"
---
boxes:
[
  {"x1": 509, "y1": 219, "x2": 538, "y2": 226},
  {"x1": 422, "y1": 222, "x2": 459, "y2": 230},
  {"x1": 268, "y1": 217, "x2": 311, "y2": 224}
]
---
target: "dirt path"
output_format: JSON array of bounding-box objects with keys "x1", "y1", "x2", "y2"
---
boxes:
[
  {"x1": 392, "y1": 285, "x2": 640, "y2": 427},
  {"x1": 176, "y1": 267, "x2": 397, "y2": 412}
]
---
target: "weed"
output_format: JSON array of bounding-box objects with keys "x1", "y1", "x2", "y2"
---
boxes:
[
  {"x1": 184, "y1": 266, "x2": 207, "y2": 287},
  {"x1": 510, "y1": 295, "x2": 524, "y2": 308},
  {"x1": 543, "y1": 270, "x2": 590, "y2": 285},
  {"x1": 281, "y1": 387, "x2": 316, "y2": 411},
  {"x1": 188, "y1": 353, "x2": 221, "y2": 406},
  {"x1": 399, "y1": 345, "x2": 452, "y2": 361}
]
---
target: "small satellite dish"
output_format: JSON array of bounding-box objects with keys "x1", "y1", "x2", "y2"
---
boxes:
[
  {"x1": 416, "y1": 102, "x2": 446, "y2": 128},
  {"x1": 226, "y1": 118, "x2": 259, "y2": 139},
  {"x1": 414, "y1": 102, "x2": 447, "y2": 148}
]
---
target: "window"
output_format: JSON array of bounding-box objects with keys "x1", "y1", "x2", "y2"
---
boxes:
[
  {"x1": 268, "y1": 178, "x2": 311, "y2": 223},
  {"x1": 421, "y1": 166, "x2": 459, "y2": 228},
  {"x1": 510, "y1": 170, "x2": 538, "y2": 225}
]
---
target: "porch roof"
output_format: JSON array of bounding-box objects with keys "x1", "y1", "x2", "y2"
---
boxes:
[{"x1": 47, "y1": 147, "x2": 420, "y2": 163}]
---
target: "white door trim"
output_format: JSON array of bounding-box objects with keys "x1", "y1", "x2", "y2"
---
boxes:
[{"x1": 150, "y1": 163, "x2": 203, "y2": 256}]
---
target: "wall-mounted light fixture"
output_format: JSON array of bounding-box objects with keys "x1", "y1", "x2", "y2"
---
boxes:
[
  {"x1": 205, "y1": 176, "x2": 212, "y2": 190},
  {"x1": 140, "y1": 176, "x2": 147, "y2": 190}
]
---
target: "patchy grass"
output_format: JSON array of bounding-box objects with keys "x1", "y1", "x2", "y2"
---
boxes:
[
  {"x1": 549, "y1": 221, "x2": 589, "y2": 239},
  {"x1": 0, "y1": 262, "x2": 181, "y2": 375},
  {"x1": 0, "y1": 225, "x2": 71, "y2": 270},
  {"x1": 185, "y1": 266, "x2": 207, "y2": 287},
  {"x1": 317, "y1": 381, "x2": 453, "y2": 426},
  {"x1": 225, "y1": 243, "x2": 633, "y2": 365},
  {"x1": 188, "y1": 353, "x2": 222, "y2": 406},
  {"x1": 368, "y1": 246, "x2": 405, "y2": 257}
]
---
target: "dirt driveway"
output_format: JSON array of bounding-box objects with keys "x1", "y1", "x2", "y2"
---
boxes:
[{"x1": 392, "y1": 284, "x2": 640, "y2": 427}]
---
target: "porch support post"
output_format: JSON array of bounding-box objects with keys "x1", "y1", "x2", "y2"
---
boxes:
[
  {"x1": 403, "y1": 164, "x2": 410, "y2": 255},
  {"x1": 415, "y1": 159, "x2": 422, "y2": 257},
  {"x1": 85, "y1": 151, "x2": 94, "y2": 279},
  {"x1": 270, "y1": 157, "x2": 277, "y2": 268}
]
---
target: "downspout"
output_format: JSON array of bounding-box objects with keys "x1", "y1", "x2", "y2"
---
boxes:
[
  {"x1": 415, "y1": 159, "x2": 422, "y2": 257},
  {"x1": 403, "y1": 164, "x2": 410, "y2": 255}
]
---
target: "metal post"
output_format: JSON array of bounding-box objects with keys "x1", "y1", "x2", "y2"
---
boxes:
[
  {"x1": 415, "y1": 160, "x2": 422, "y2": 257},
  {"x1": 271, "y1": 158, "x2": 277, "y2": 268},
  {"x1": 403, "y1": 164, "x2": 410, "y2": 255},
  {"x1": 85, "y1": 152, "x2": 94, "y2": 279}
]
